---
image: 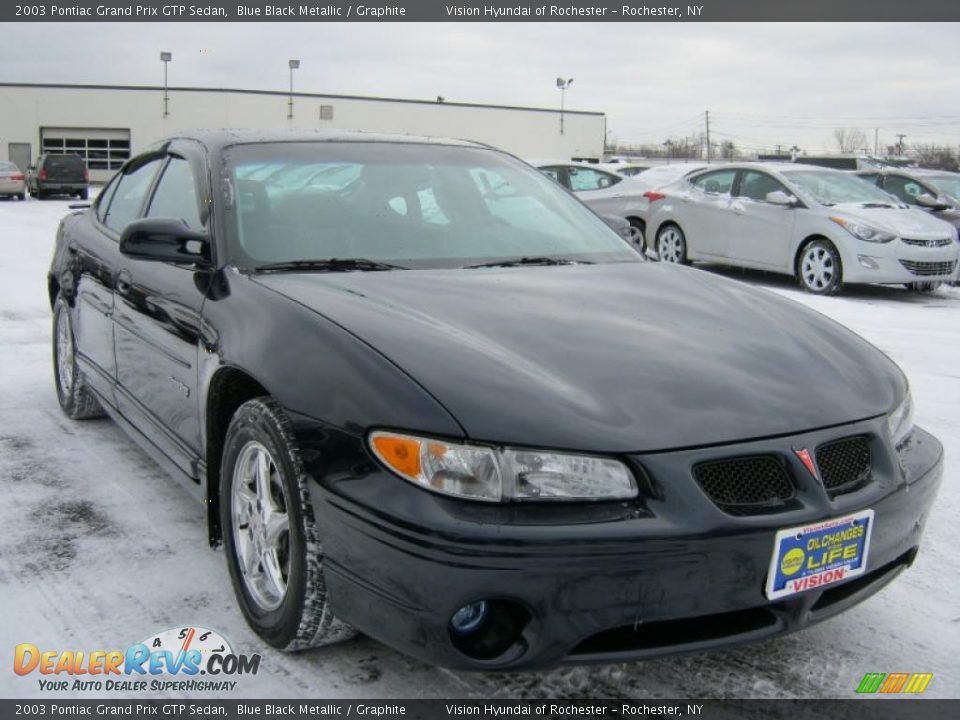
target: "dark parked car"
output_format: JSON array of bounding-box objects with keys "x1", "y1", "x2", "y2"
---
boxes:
[
  {"x1": 27, "y1": 153, "x2": 89, "y2": 199},
  {"x1": 49, "y1": 130, "x2": 943, "y2": 670},
  {"x1": 857, "y1": 168, "x2": 960, "y2": 233}
]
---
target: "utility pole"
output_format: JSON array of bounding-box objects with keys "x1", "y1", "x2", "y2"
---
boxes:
[
  {"x1": 874, "y1": 128, "x2": 879, "y2": 156},
  {"x1": 896, "y1": 133, "x2": 907, "y2": 157},
  {"x1": 705, "y1": 110, "x2": 711, "y2": 163},
  {"x1": 556, "y1": 78, "x2": 573, "y2": 135}
]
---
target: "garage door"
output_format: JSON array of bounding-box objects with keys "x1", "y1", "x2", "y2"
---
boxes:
[{"x1": 40, "y1": 127, "x2": 131, "y2": 182}]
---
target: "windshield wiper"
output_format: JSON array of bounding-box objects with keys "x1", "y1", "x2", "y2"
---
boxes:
[
  {"x1": 860, "y1": 202, "x2": 897, "y2": 209},
  {"x1": 253, "y1": 258, "x2": 406, "y2": 274},
  {"x1": 465, "y1": 256, "x2": 590, "y2": 269}
]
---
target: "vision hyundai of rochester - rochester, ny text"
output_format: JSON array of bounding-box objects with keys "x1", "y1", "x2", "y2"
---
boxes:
[
  {"x1": 646, "y1": 162, "x2": 959, "y2": 293},
  {"x1": 49, "y1": 131, "x2": 943, "y2": 669}
]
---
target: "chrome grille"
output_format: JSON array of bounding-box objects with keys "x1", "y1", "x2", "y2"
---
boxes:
[
  {"x1": 899, "y1": 259, "x2": 957, "y2": 276},
  {"x1": 901, "y1": 237, "x2": 952, "y2": 248}
]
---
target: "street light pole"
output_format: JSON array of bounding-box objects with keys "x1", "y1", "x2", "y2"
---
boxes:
[
  {"x1": 160, "y1": 51, "x2": 172, "y2": 118},
  {"x1": 556, "y1": 77, "x2": 573, "y2": 135},
  {"x1": 288, "y1": 59, "x2": 300, "y2": 120}
]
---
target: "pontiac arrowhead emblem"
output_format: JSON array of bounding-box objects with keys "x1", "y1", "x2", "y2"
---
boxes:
[{"x1": 794, "y1": 447, "x2": 819, "y2": 481}]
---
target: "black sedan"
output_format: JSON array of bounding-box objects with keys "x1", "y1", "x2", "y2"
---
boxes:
[{"x1": 49, "y1": 130, "x2": 943, "y2": 669}]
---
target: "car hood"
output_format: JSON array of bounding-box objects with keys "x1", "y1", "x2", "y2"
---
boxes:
[
  {"x1": 255, "y1": 263, "x2": 905, "y2": 453},
  {"x1": 829, "y1": 203, "x2": 956, "y2": 239}
]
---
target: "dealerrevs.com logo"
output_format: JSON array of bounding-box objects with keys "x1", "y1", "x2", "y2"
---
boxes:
[{"x1": 13, "y1": 627, "x2": 260, "y2": 693}]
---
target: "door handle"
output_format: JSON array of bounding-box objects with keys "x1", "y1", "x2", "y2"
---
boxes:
[{"x1": 115, "y1": 270, "x2": 132, "y2": 293}]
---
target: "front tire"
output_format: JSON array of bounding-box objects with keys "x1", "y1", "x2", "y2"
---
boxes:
[
  {"x1": 221, "y1": 397, "x2": 356, "y2": 651},
  {"x1": 53, "y1": 297, "x2": 105, "y2": 420},
  {"x1": 656, "y1": 223, "x2": 688, "y2": 264},
  {"x1": 797, "y1": 239, "x2": 843, "y2": 295}
]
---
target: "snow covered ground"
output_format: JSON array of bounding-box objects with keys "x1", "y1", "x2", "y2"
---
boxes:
[{"x1": 1, "y1": 195, "x2": 957, "y2": 700}]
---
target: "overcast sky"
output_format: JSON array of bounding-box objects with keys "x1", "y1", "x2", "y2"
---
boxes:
[{"x1": 3, "y1": 22, "x2": 959, "y2": 153}]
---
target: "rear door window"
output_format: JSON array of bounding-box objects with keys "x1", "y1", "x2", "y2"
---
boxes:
[
  {"x1": 690, "y1": 169, "x2": 737, "y2": 195},
  {"x1": 567, "y1": 167, "x2": 622, "y2": 192}
]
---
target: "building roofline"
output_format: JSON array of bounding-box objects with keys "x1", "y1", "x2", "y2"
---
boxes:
[{"x1": 0, "y1": 82, "x2": 606, "y2": 117}]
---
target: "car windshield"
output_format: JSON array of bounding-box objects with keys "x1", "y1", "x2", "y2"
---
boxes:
[
  {"x1": 222, "y1": 142, "x2": 638, "y2": 270},
  {"x1": 927, "y1": 174, "x2": 960, "y2": 199},
  {"x1": 782, "y1": 169, "x2": 899, "y2": 206}
]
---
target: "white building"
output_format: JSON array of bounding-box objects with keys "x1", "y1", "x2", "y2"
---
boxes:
[{"x1": 0, "y1": 83, "x2": 606, "y2": 181}]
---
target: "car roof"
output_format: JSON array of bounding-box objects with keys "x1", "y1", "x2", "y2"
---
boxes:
[
  {"x1": 529, "y1": 159, "x2": 607, "y2": 170},
  {"x1": 151, "y1": 128, "x2": 495, "y2": 155},
  {"x1": 862, "y1": 167, "x2": 957, "y2": 178}
]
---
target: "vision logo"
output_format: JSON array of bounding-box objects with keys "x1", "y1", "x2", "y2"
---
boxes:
[{"x1": 856, "y1": 672, "x2": 933, "y2": 694}]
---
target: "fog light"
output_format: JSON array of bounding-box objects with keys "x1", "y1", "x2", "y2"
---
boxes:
[
  {"x1": 857, "y1": 255, "x2": 879, "y2": 270},
  {"x1": 450, "y1": 601, "x2": 490, "y2": 636}
]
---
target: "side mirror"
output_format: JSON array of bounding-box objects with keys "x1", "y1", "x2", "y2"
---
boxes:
[
  {"x1": 766, "y1": 190, "x2": 798, "y2": 206},
  {"x1": 120, "y1": 217, "x2": 211, "y2": 267},
  {"x1": 914, "y1": 193, "x2": 939, "y2": 208}
]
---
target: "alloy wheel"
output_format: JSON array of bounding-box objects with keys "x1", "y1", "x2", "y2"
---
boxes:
[
  {"x1": 231, "y1": 441, "x2": 291, "y2": 612},
  {"x1": 801, "y1": 245, "x2": 837, "y2": 292},
  {"x1": 657, "y1": 227, "x2": 684, "y2": 263}
]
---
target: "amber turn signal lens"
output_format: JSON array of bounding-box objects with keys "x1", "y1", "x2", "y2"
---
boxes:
[{"x1": 371, "y1": 434, "x2": 422, "y2": 479}]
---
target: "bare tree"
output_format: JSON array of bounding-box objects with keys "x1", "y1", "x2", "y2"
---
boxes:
[
  {"x1": 911, "y1": 144, "x2": 959, "y2": 171},
  {"x1": 833, "y1": 128, "x2": 868, "y2": 154}
]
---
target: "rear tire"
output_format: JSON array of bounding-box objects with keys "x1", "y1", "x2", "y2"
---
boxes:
[
  {"x1": 797, "y1": 239, "x2": 843, "y2": 295},
  {"x1": 221, "y1": 397, "x2": 356, "y2": 652},
  {"x1": 656, "y1": 224, "x2": 688, "y2": 264},
  {"x1": 78, "y1": 188, "x2": 89, "y2": 200},
  {"x1": 18, "y1": 192, "x2": 26, "y2": 201},
  {"x1": 53, "y1": 297, "x2": 105, "y2": 420}
]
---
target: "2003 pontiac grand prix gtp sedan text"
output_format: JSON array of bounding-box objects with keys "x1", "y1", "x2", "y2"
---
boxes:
[{"x1": 48, "y1": 130, "x2": 944, "y2": 669}]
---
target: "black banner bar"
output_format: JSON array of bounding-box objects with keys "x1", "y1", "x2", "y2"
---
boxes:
[
  {"x1": 1, "y1": 700, "x2": 959, "y2": 720},
  {"x1": 4, "y1": 0, "x2": 960, "y2": 22}
]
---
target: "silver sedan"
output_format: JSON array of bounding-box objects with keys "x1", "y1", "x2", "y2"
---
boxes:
[{"x1": 0, "y1": 161, "x2": 26, "y2": 201}]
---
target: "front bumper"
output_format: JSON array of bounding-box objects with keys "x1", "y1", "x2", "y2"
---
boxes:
[
  {"x1": 295, "y1": 416, "x2": 943, "y2": 670},
  {"x1": 841, "y1": 238, "x2": 958, "y2": 284}
]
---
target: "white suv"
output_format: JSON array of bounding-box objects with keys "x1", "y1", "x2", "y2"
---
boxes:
[{"x1": 646, "y1": 162, "x2": 959, "y2": 293}]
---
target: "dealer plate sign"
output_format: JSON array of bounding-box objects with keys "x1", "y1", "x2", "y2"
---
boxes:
[{"x1": 765, "y1": 509, "x2": 874, "y2": 600}]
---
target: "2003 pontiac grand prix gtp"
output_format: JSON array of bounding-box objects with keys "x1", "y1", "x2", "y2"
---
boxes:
[{"x1": 48, "y1": 130, "x2": 943, "y2": 669}]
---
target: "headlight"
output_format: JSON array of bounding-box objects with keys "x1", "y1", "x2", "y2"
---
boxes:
[
  {"x1": 830, "y1": 217, "x2": 896, "y2": 243},
  {"x1": 888, "y1": 392, "x2": 915, "y2": 449},
  {"x1": 369, "y1": 431, "x2": 637, "y2": 502}
]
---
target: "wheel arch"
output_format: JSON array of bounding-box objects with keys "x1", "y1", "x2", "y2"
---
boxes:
[
  {"x1": 204, "y1": 365, "x2": 270, "y2": 548},
  {"x1": 793, "y1": 233, "x2": 838, "y2": 277}
]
